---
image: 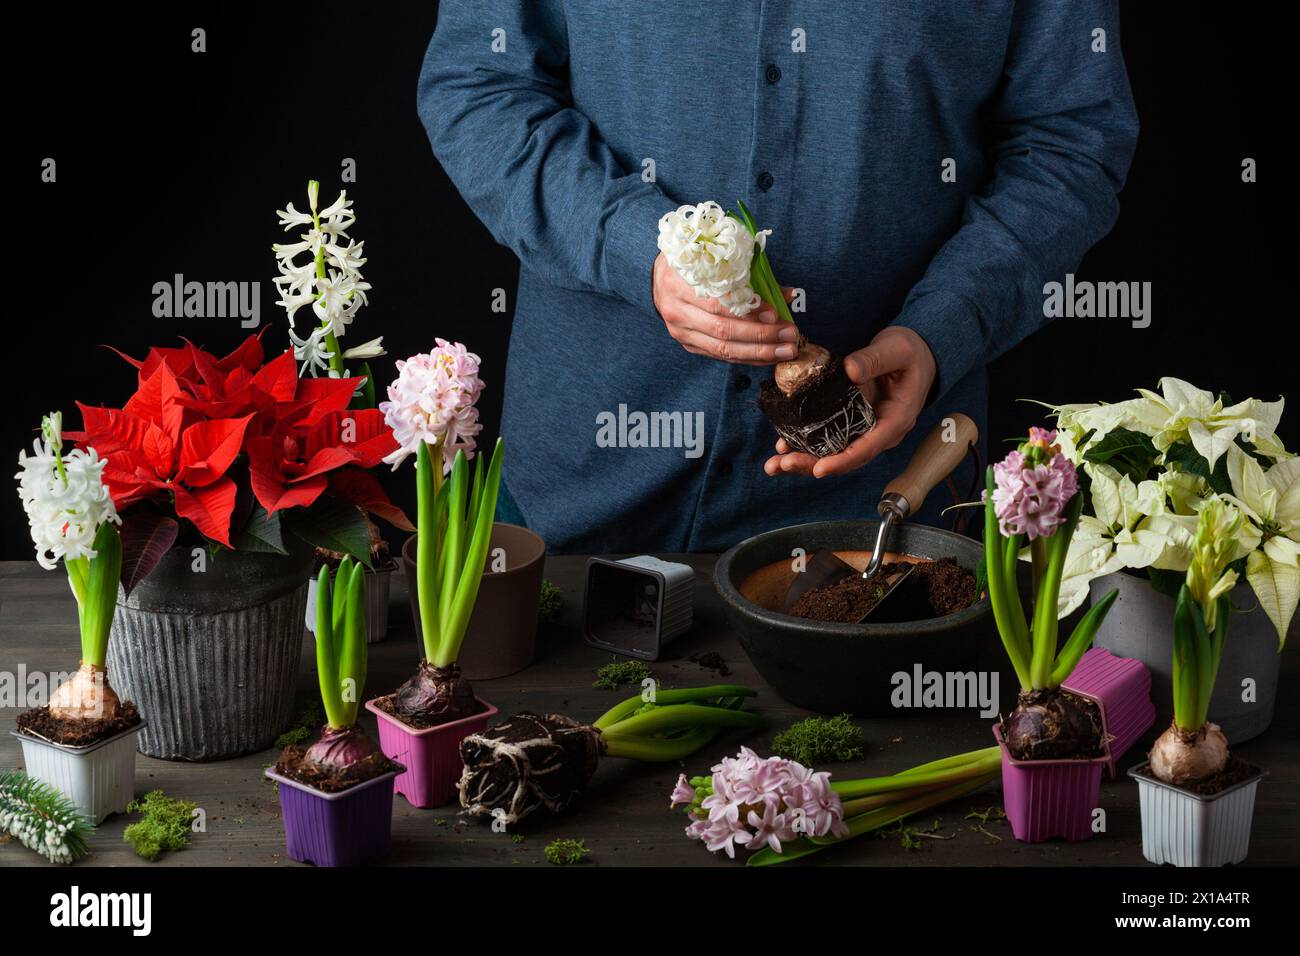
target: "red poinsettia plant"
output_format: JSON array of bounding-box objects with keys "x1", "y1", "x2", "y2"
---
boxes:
[{"x1": 68, "y1": 332, "x2": 411, "y2": 591}]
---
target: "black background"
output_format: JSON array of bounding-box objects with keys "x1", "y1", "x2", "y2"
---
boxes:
[{"x1": 11, "y1": 3, "x2": 1297, "y2": 559}]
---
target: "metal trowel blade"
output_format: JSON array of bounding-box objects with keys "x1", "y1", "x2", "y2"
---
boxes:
[{"x1": 782, "y1": 551, "x2": 916, "y2": 623}]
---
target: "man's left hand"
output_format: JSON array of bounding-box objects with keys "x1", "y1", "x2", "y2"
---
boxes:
[{"x1": 763, "y1": 326, "x2": 937, "y2": 478}]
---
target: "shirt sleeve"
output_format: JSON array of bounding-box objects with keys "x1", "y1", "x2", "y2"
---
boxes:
[
  {"x1": 893, "y1": 0, "x2": 1140, "y2": 399},
  {"x1": 417, "y1": 0, "x2": 672, "y2": 316}
]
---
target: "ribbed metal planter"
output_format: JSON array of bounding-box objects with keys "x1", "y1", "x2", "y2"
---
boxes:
[{"x1": 107, "y1": 544, "x2": 313, "y2": 761}]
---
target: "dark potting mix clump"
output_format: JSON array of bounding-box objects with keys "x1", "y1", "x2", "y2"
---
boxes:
[
  {"x1": 789, "y1": 558, "x2": 976, "y2": 624},
  {"x1": 757, "y1": 359, "x2": 875, "y2": 458},
  {"x1": 16, "y1": 701, "x2": 141, "y2": 748},
  {"x1": 273, "y1": 741, "x2": 398, "y2": 793},
  {"x1": 1133, "y1": 753, "x2": 1261, "y2": 796}
]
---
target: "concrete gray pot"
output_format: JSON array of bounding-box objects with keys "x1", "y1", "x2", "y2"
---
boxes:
[
  {"x1": 107, "y1": 543, "x2": 313, "y2": 761},
  {"x1": 1090, "y1": 571, "x2": 1288, "y2": 744}
]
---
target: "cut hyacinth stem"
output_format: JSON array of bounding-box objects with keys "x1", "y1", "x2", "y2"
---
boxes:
[
  {"x1": 599, "y1": 703, "x2": 764, "y2": 739},
  {"x1": 77, "y1": 521, "x2": 122, "y2": 669},
  {"x1": 734, "y1": 199, "x2": 794, "y2": 324},
  {"x1": 830, "y1": 746, "x2": 1001, "y2": 801},
  {"x1": 984, "y1": 468, "x2": 1032, "y2": 689},
  {"x1": 434, "y1": 438, "x2": 504, "y2": 667},
  {"x1": 416, "y1": 441, "x2": 442, "y2": 662},
  {"x1": 747, "y1": 776, "x2": 993, "y2": 866},
  {"x1": 593, "y1": 685, "x2": 757, "y2": 730}
]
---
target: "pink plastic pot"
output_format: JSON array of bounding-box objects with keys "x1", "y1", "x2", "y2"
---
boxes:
[
  {"x1": 1061, "y1": 647, "x2": 1156, "y2": 777},
  {"x1": 993, "y1": 722, "x2": 1110, "y2": 843},
  {"x1": 365, "y1": 697, "x2": 497, "y2": 808}
]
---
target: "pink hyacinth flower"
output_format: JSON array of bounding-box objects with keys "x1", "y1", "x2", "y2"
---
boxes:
[{"x1": 990, "y1": 442, "x2": 1079, "y2": 541}]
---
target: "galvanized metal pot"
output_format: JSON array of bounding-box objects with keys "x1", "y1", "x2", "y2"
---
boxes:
[
  {"x1": 107, "y1": 543, "x2": 313, "y2": 761},
  {"x1": 1091, "y1": 571, "x2": 1287, "y2": 744}
]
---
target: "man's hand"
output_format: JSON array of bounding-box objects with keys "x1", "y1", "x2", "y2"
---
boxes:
[
  {"x1": 653, "y1": 253, "x2": 800, "y2": 365},
  {"x1": 764, "y1": 326, "x2": 937, "y2": 478}
]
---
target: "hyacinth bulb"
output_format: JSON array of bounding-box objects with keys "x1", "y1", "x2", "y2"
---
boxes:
[
  {"x1": 774, "y1": 342, "x2": 830, "y2": 397},
  {"x1": 302, "y1": 725, "x2": 383, "y2": 773},
  {"x1": 1149, "y1": 721, "x2": 1229, "y2": 787},
  {"x1": 1002, "y1": 688, "x2": 1096, "y2": 761},
  {"x1": 48, "y1": 663, "x2": 121, "y2": 722}
]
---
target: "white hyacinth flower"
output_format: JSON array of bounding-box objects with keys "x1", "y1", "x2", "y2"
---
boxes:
[
  {"x1": 657, "y1": 201, "x2": 768, "y2": 316},
  {"x1": 288, "y1": 326, "x2": 335, "y2": 377},
  {"x1": 273, "y1": 181, "x2": 370, "y2": 373},
  {"x1": 16, "y1": 415, "x2": 120, "y2": 571}
]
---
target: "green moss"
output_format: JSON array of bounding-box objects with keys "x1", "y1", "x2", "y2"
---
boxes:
[
  {"x1": 538, "y1": 580, "x2": 563, "y2": 625},
  {"x1": 123, "y1": 791, "x2": 197, "y2": 861},
  {"x1": 544, "y1": 838, "x2": 589, "y2": 865},
  {"x1": 593, "y1": 658, "x2": 650, "y2": 690},
  {"x1": 275, "y1": 700, "x2": 325, "y2": 749},
  {"x1": 771, "y1": 714, "x2": 865, "y2": 766}
]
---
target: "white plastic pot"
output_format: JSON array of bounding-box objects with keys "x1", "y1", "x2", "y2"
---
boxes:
[
  {"x1": 1128, "y1": 760, "x2": 1266, "y2": 867},
  {"x1": 11, "y1": 721, "x2": 145, "y2": 824}
]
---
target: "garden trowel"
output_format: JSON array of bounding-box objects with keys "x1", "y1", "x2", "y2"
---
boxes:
[{"x1": 782, "y1": 413, "x2": 978, "y2": 621}]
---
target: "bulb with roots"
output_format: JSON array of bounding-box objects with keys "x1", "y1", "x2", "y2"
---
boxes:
[
  {"x1": 48, "y1": 663, "x2": 121, "y2": 722},
  {"x1": 1149, "y1": 721, "x2": 1229, "y2": 787},
  {"x1": 1001, "y1": 688, "x2": 1098, "y2": 761},
  {"x1": 774, "y1": 341, "x2": 830, "y2": 397}
]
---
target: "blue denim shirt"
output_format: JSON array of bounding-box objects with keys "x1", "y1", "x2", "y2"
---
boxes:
[{"x1": 419, "y1": 1, "x2": 1137, "y2": 553}]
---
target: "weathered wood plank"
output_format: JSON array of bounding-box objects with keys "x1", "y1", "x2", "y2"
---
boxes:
[{"x1": 1, "y1": 557, "x2": 1295, "y2": 867}]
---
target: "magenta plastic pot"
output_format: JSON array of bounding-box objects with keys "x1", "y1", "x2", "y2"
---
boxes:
[
  {"x1": 365, "y1": 697, "x2": 497, "y2": 808},
  {"x1": 993, "y1": 722, "x2": 1110, "y2": 843},
  {"x1": 1060, "y1": 647, "x2": 1156, "y2": 778},
  {"x1": 265, "y1": 763, "x2": 402, "y2": 867}
]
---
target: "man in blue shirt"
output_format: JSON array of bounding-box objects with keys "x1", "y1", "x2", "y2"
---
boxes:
[{"x1": 418, "y1": 1, "x2": 1138, "y2": 553}]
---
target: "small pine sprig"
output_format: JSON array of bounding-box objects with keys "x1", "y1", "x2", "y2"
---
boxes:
[{"x1": 0, "y1": 770, "x2": 93, "y2": 864}]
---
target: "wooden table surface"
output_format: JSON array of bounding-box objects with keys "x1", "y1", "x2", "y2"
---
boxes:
[{"x1": 1, "y1": 556, "x2": 1295, "y2": 867}]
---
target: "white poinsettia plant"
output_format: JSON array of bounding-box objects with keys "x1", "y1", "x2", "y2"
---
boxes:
[
  {"x1": 1040, "y1": 378, "x2": 1297, "y2": 648},
  {"x1": 273, "y1": 180, "x2": 384, "y2": 401}
]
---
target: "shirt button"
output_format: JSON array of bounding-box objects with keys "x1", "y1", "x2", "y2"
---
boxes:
[
  {"x1": 718, "y1": 461, "x2": 734, "y2": 477},
  {"x1": 757, "y1": 171, "x2": 774, "y2": 192},
  {"x1": 735, "y1": 374, "x2": 751, "y2": 392},
  {"x1": 765, "y1": 63, "x2": 782, "y2": 84}
]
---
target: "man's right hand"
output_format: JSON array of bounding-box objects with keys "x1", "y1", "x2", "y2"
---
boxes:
[{"x1": 653, "y1": 253, "x2": 800, "y2": 365}]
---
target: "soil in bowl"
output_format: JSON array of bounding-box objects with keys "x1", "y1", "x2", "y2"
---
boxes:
[
  {"x1": 757, "y1": 356, "x2": 874, "y2": 458},
  {"x1": 16, "y1": 701, "x2": 142, "y2": 748},
  {"x1": 1132, "y1": 754, "x2": 1261, "y2": 796},
  {"x1": 789, "y1": 557, "x2": 976, "y2": 624},
  {"x1": 273, "y1": 741, "x2": 398, "y2": 793}
]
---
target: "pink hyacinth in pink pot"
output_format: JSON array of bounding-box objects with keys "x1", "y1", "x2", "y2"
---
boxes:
[{"x1": 989, "y1": 427, "x2": 1079, "y2": 541}]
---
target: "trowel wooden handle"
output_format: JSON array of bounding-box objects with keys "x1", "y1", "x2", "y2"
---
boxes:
[{"x1": 884, "y1": 413, "x2": 978, "y2": 515}]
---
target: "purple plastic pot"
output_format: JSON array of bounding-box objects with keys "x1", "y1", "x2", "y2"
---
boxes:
[
  {"x1": 1060, "y1": 647, "x2": 1156, "y2": 778},
  {"x1": 365, "y1": 697, "x2": 497, "y2": 808},
  {"x1": 265, "y1": 763, "x2": 402, "y2": 867},
  {"x1": 994, "y1": 722, "x2": 1110, "y2": 843}
]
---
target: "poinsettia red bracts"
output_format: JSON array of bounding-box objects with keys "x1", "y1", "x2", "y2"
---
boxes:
[{"x1": 69, "y1": 333, "x2": 409, "y2": 548}]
